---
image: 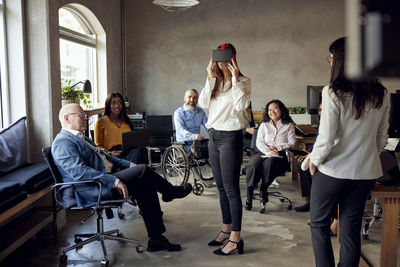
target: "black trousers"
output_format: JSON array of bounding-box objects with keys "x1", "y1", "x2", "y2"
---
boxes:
[
  {"x1": 208, "y1": 129, "x2": 243, "y2": 231},
  {"x1": 246, "y1": 152, "x2": 287, "y2": 190},
  {"x1": 297, "y1": 160, "x2": 312, "y2": 198},
  {"x1": 114, "y1": 165, "x2": 174, "y2": 239},
  {"x1": 310, "y1": 170, "x2": 375, "y2": 267}
]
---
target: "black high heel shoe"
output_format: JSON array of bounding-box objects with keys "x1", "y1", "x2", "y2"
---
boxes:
[
  {"x1": 259, "y1": 186, "x2": 269, "y2": 214},
  {"x1": 213, "y1": 239, "x2": 244, "y2": 255},
  {"x1": 208, "y1": 231, "x2": 231, "y2": 246},
  {"x1": 245, "y1": 187, "x2": 254, "y2": 211},
  {"x1": 244, "y1": 197, "x2": 252, "y2": 210}
]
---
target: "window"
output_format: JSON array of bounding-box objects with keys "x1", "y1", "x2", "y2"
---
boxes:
[
  {"x1": 59, "y1": 6, "x2": 98, "y2": 107},
  {"x1": 0, "y1": 0, "x2": 6, "y2": 128}
]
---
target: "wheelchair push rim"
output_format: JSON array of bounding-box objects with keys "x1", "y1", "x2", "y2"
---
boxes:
[{"x1": 161, "y1": 145, "x2": 190, "y2": 186}]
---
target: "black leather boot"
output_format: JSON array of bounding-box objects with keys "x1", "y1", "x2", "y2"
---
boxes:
[{"x1": 245, "y1": 187, "x2": 253, "y2": 210}]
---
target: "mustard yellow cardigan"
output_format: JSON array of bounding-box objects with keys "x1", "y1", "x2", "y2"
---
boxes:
[{"x1": 94, "y1": 116, "x2": 131, "y2": 150}]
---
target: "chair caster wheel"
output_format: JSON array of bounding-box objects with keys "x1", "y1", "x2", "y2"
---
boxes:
[
  {"x1": 362, "y1": 234, "x2": 369, "y2": 240},
  {"x1": 287, "y1": 204, "x2": 292, "y2": 210},
  {"x1": 136, "y1": 245, "x2": 144, "y2": 253},
  {"x1": 74, "y1": 237, "x2": 82, "y2": 243},
  {"x1": 59, "y1": 254, "x2": 67, "y2": 263},
  {"x1": 101, "y1": 259, "x2": 109, "y2": 267},
  {"x1": 192, "y1": 183, "x2": 204, "y2": 195},
  {"x1": 117, "y1": 233, "x2": 125, "y2": 238}
]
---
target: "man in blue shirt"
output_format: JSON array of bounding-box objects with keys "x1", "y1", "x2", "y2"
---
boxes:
[{"x1": 174, "y1": 89, "x2": 207, "y2": 155}]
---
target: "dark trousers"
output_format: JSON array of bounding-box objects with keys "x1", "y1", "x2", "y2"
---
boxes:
[
  {"x1": 114, "y1": 165, "x2": 174, "y2": 239},
  {"x1": 208, "y1": 129, "x2": 243, "y2": 231},
  {"x1": 246, "y1": 152, "x2": 287, "y2": 192},
  {"x1": 297, "y1": 160, "x2": 312, "y2": 198},
  {"x1": 310, "y1": 171, "x2": 375, "y2": 267}
]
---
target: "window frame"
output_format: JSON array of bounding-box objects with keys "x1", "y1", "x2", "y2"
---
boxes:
[
  {"x1": 0, "y1": 0, "x2": 9, "y2": 128},
  {"x1": 58, "y1": 5, "x2": 99, "y2": 105}
]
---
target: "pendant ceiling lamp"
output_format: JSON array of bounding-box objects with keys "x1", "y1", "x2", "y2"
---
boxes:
[{"x1": 152, "y1": 0, "x2": 199, "y2": 12}]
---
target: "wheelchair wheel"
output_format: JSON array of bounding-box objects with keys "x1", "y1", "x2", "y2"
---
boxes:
[
  {"x1": 161, "y1": 145, "x2": 190, "y2": 186},
  {"x1": 199, "y1": 159, "x2": 214, "y2": 187}
]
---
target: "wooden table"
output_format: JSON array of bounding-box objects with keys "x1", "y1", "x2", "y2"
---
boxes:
[{"x1": 369, "y1": 183, "x2": 400, "y2": 267}]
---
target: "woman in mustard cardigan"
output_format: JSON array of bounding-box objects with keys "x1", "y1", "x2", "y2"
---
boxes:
[{"x1": 94, "y1": 92, "x2": 143, "y2": 164}]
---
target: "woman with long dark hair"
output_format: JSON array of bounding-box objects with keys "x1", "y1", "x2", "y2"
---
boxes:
[
  {"x1": 245, "y1": 99, "x2": 296, "y2": 213},
  {"x1": 308, "y1": 37, "x2": 390, "y2": 266},
  {"x1": 198, "y1": 43, "x2": 251, "y2": 255},
  {"x1": 94, "y1": 92, "x2": 142, "y2": 163}
]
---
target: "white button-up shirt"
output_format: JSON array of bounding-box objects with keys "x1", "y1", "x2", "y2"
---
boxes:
[
  {"x1": 256, "y1": 120, "x2": 296, "y2": 154},
  {"x1": 309, "y1": 85, "x2": 390, "y2": 180},
  {"x1": 198, "y1": 76, "x2": 251, "y2": 131}
]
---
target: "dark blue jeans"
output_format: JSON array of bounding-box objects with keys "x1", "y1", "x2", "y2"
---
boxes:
[
  {"x1": 208, "y1": 129, "x2": 243, "y2": 231},
  {"x1": 310, "y1": 170, "x2": 375, "y2": 267}
]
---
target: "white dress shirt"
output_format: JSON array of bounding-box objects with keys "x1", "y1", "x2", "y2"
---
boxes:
[
  {"x1": 309, "y1": 85, "x2": 390, "y2": 180},
  {"x1": 198, "y1": 76, "x2": 251, "y2": 131},
  {"x1": 256, "y1": 120, "x2": 296, "y2": 154}
]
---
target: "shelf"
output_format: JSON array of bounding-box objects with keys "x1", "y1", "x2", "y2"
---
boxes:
[{"x1": 0, "y1": 210, "x2": 53, "y2": 261}]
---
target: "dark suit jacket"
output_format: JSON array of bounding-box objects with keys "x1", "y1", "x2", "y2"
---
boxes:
[{"x1": 52, "y1": 129, "x2": 131, "y2": 207}]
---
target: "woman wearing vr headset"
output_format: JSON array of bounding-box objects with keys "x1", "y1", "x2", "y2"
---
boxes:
[{"x1": 198, "y1": 43, "x2": 251, "y2": 256}]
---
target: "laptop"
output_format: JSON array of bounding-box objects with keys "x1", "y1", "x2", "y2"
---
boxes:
[{"x1": 121, "y1": 129, "x2": 150, "y2": 154}]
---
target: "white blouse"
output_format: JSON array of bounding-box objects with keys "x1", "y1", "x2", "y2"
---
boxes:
[
  {"x1": 198, "y1": 76, "x2": 251, "y2": 131},
  {"x1": 309, "y1": 85, "x2": 390, "y2": 180},
  {"x1": 256, "y1": 120, "x2": 296, "y2": 154}
]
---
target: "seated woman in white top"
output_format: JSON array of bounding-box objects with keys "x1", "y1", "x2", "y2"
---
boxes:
[{"x1": 245, "y1": 99, "x2": 296, "y2": 213}]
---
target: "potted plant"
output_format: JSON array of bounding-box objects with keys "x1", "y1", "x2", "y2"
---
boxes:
[{"x1": 61, "y1": 78, "x2": 92, "y2": 108}]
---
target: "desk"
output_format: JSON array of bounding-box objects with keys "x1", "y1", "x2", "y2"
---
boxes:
[
  {"x1": 295, "y1": 135, "x2": 316, "y2": 152},
  {"x1": 369, "y1": 183, "x2": 400, "y2": 267}
]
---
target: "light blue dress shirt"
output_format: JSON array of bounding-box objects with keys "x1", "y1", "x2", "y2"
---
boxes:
[{"x1": 174, "y1": 105, "x2": 207, "y2": 143}]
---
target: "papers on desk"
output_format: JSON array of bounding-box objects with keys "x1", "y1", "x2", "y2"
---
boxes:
[
  {"x1": 261, "y1": 153, "x2": 283, "y2": 159},
  {"x1": 385, "y1": 138, "x2": 400, "y2": 151}
]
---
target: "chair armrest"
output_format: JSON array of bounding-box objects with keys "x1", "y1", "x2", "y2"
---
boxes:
[{"x1": 52, "y1": 180, "x2": 103, "y2": 208}]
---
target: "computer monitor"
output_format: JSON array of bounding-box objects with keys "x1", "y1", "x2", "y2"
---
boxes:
[
  {"x1": 145, "y1": 115, "x2": 173, "y2": 132},
  {"x1": 388, "y1": 91, "x2": 400, "y2": 138},
  {"x1": 306, "y1": 85, "x2": 323, "y2": 114}
]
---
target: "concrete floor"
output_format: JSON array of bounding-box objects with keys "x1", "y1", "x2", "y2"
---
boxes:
[{"x1": 1, "y1": 171, "x2": 399, "y2": 267}]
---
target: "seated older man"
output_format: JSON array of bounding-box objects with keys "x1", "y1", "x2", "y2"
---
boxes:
[
  {"x1": 174, "y1": 89, "x2": 208, "y2": 157},
  {"x1": 52, "y1": 103, "x2": 192, "y2": 252}
]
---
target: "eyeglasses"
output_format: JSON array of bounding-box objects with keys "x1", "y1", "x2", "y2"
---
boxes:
[
  {"x1": 68, "y1": 112, "x2": 89, "y2": 119},
  {"x1": 327, "y1": 55, "x2": 333, "y2": 64}
]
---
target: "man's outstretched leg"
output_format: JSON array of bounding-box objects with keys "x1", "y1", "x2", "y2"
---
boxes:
[{"x1": 114, "y1": 165, "x2": 192, "y2": 252}]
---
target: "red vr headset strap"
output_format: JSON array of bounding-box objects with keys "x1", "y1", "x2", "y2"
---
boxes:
[{"x1": 220, "y1": 43, "x2": 236, "y2": 59}]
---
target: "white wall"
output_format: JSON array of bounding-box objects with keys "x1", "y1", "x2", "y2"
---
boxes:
[{"x1": 124, "y1": 0, "x2": 400, "y2": 116}]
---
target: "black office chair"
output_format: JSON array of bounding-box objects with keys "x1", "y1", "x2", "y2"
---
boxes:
[
  {"x1": 145, "y1": 115, "x2": 175, "y2": 167},
  {"x1": 42, "y1": 147, "x2": 143, "y2": 267},
  {"x1": 245, "y1": 128, "x2": 293, "y2": 213}
]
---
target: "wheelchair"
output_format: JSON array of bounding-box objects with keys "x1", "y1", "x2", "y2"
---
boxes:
[{"x1": 161, "y1": 141, "x2": 214, "y2": 195}]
